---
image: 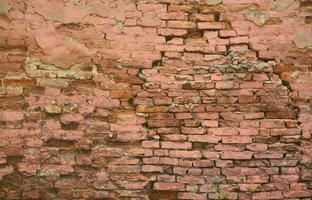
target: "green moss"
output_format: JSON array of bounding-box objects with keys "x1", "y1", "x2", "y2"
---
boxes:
[{"x1": 116, "y1": 21, "x2": 124, "y2": 30}]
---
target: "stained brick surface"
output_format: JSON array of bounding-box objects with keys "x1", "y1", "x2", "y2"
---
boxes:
[{"x1": 0, "y1": 0, "x2": 311, "y2": 199}]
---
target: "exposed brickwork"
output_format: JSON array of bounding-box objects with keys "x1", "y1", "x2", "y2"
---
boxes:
[{"x1": 0, "y1": 0, "x2": 311, "y2": 199}]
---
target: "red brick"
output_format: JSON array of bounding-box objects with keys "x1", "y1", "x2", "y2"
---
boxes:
[
  {"x1": 283, "y1": 190, "x2": 312, "y2": 198},
  {"x1": 0, "y1": 112, "x2": 24, "y2": 121},
  {"x1": 262, "y1": 183, "x2": 289, "y2": 191},
  {"x1": 148, "y1": 119, "x2": 180, "y2": 127},
  {"x1": 52, "y1": 130, "x2": 84, "y2": 141},
  {"x1": 169, "y1": 150, "x2": 202, "y2": 159},
  {"x1": 240, "y1": 128, "x2": 259, "y2": 136},
  {"x1": 154, "y1": 149, "x2": 169, "y2": 157},
  {"x1": 247, "y1": 175, "x2": 269, "y2": 183},
  {"x1": 120, "y1": 181, "x2": 148, "y2": 190},
  {"x1": 154, "y1": 182, "x2": 185, "y2": 191},
  {"x1": 3, "y1": 79, "x2": 36, "y2": 86},
  {"x1": 197, "y1": 22, "x2": 229, "y2": 30},
  {"x1": 169, "y1": 4, "x2": 197, "y2": 12},
  {"x1": 158, "y1": 28, "x2": 188, "y2": 36},
  {"x1": 194, "y1": 14, "x2": 215, "y2": 21},
  {"x1": 252, "y1": 191, "x2": 283, "y2": 200},
  {"x1": 161, "y1": 141, "x2": 192, "y2": 149},
  {"x1": 157, "y1": 175, "x2": 176, "y2": 182},
  {"x1": 175, "y1": 113, "x2": 193, "y2": 119},
  {"x1": 281, "y1": 167, "x2": 300, "y2": 174},
  {"x1": 260, "y1": 121, "x2": 285, "y2": 128},
  {"x1": 245, "y1": 112, "x2": 265, "y2": 119},
  {"x1": 142, "y1": 165, "x2": 163, "y2": 173},
  {"x1": 91, "y1": 147, "x2": 123, "y2": 158},
  {"x1": 188, "y1": 135, "x2": 221, "y2": 143},
  {"x1": 202, "y1": 168, "x2": 221, "y2": 176},
  {"x1": 177, "y1": 176, "x2": 205, "y2": 184},
  {"x1": 230, "y1": 36, "x2": 249, "y2": 44},
  {"x1": 222, "y1": 136, "x2": 252, "y2": 144},
  {"x1": 254, "y1": 152, "x2": 283, "y2": 159},
  {"x1": 202, "y1": 120, "x2": 218, "y2": 127},
  {"x1": 202, "y1": 151, "x2": 220, "y2": 159},
  {"x1": 193, "y1": 160, "x2": 214, "y2": 167},
  {"x1": 162, "y1": 134, "x2": 187, "y2": 142},
  {"x1": 221, "y1": 151, "x2": 253, "y2": 160},
  {"x1": 246, "y1": 143, "x2": 268, "y2": 151},
  {"x1": 239, "y1": 184, "x2": 261, "y2": 192},
  {"x1": 181, "y1": 127, "x2": 206, "y2": 135},
  {"x1": 111, "y1": 90, "x2": 133, "y2": 98},
  {"x1": 159, "y1": 12, "x2": 188, "y2": 20},
  {"x1": 266, "y1": 111, "x2": 297, "y2": 119},
  {"x1": 137, "y1": 4, "x2": 167, "y2": 12},
  {"x1": 215, "y1": 81, "x2": 235, "y2": 89},
  {"x1": 142, "y1": 141, "x2": 160, "y2": 148},
  {"x1": 107, "y1": 165, "x2": 140, "y2": 173},
  {"x1": 271, "y1": 128, "x2": 301, "y2": 136},
  {"x1": 167, "y1": 21, "x2": 196, "y2": 29},
  {"x1": 174, "y1": 167, "x2": 188, "y2": 175},
  {"x1": 178, "y1": 192, "x2": 207, "y2": 200},
  {"x1": 159, "y1": 157, "x2": 179, "y2": 165},
  {"x1": 272, "y1": 175, "x2": 299, "y2": 182},
  {"x1": 209, "y1": 127, "x2": 239, "y2": 135},
  {"x1": 290, "y1": 183, "x2": 308, "y2": 190}
]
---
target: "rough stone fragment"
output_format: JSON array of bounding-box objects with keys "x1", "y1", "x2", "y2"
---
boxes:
[
  {"x1": 205, "y1": 0, "x2": 223, "y2": 5},
  {"x1": 44, "y1": 105, "x2": 62, "y2": 114},
  {"x1": 274, "y1": 0, "x2": 295, "y2": 11},
  {"x1": 293, "y1": 33, "x2": 312, "y2": 49},
  {"x1": 244, "y1": 10, "x2": 269, "y2": 25}
]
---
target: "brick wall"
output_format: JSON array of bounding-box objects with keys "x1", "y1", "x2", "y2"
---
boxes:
[{"x1": 0, "y1": 0, "x2": 311, "y2": 199}]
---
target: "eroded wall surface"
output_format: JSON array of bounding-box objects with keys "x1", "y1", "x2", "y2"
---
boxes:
[{"x1": 0, "y1": 0, "x2": 311, "y2": 199}]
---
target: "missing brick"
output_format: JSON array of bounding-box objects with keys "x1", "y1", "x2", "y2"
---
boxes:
[{"x1": 187, "y1": 29, "x2": 204, "y2": 38}]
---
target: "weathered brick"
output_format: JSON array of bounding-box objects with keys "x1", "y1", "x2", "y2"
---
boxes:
[
  {"x1": 167, "y1": 21, "x2": 196, "y2": 29},
  {"x1": 283, "y1": 190, "x2": 312, "y2": 198},
  {"x1": 169, "y1": 150, "x2": 202, "y2": 159},
  {"x1": 252, "y1": 191, "x2": 283, "y2": 200},
  {"x1": 247, "y1": 175, "x2": 269, "y2": 183},
  {"x1": 272, "y1": 175, "x2": 300, "y2": 182},
  {"x1": 169, "y1": 4, "x2": 197, "y2": 13},
  {"x1": 266, "y1": 111, "x2": 297, "y2": 119},
  {"x1": 148, "y1": 119, "x2": 180, "y2": 127},
  {"x1": 0, "y1": 112, "x2": 24, "y2": 121},
  {"x1": 221, "y1": 151, "x2": 254, "y2": 160},
  {"x1": 142, "y1": 165, "x2": 163, "y2": 173},
  {"x1": 158, "y1": 28, "x2": 188, "y2": 36},
  {"x1": 38, "y1": 79, "x2": 69, "y2": 89},
  {"x1": 182, "y1": 127, "x2": 206, "y2": 135},
  {"x1": 188, "y1": 135, "x2": 221, "y2": 143},
  {"x1": 222, "y1": 136, "x2": 252, "y2": 144},
  {"x1": 177, "y1": 176, "x2": 205, "y2": 184},
  {"x1": 142, "y1": 140, "x2": 160, "y2": 148},
  {"x1": 160, "y1": 157, "x2": 179, "y2": 165},
  {"x1": 161, "y1": 141, "x2": 192, "y2": 150},
  {"x1": 178, "y1": 192, "x2": 207, "y2": 200},
  {"x1": 154, "y1": 182, "x2": 185, "y2": 191},
  {"x1": 107, "y1": 165, "x2": 140, "y2": 173},
  {"x1": 198, "y1": 22, "x2": 229, "y2": 30},
  {"x1": 193, "y1": 159, "x2": 214, "y2": 167},
  {"x1": 3, "y1": 79, "x2": 36, "y2": 86}
]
